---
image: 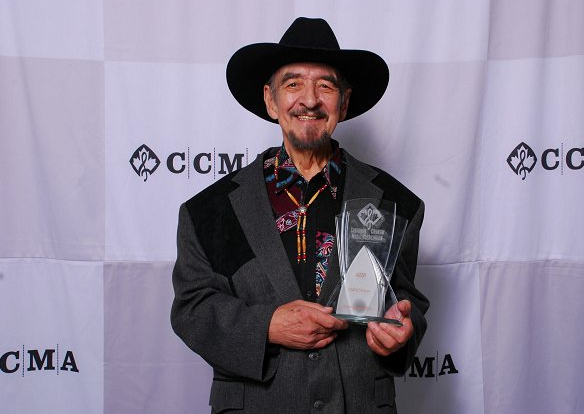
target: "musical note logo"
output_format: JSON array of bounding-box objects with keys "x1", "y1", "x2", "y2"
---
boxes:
[{"x1": 507, "y1": 142, "x2": 537, "y2": 180}]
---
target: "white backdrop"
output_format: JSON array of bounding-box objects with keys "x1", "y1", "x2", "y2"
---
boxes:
[{"x1": 1, "y1": 1, "x2": 583, "y2": 413}]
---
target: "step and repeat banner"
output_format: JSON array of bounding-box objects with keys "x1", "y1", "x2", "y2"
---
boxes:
[{"x1": 1, "y1": 1, "x2": 583, "y2": 413}]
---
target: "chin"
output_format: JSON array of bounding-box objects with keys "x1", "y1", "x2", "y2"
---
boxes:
[{"x1": 288, "y1": 131, "x2": 332, "y2": 150}]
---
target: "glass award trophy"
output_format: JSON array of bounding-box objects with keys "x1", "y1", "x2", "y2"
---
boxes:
[{"x1": 329, "y1": 199, "x2": 408, "y2": 325}]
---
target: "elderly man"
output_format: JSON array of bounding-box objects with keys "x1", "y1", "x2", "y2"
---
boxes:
[{"x1": 171, "y1": 17, "x2": 429, "y2": 413}]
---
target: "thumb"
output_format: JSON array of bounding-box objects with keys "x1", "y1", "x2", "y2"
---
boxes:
[{"x1": 397, "y1": 300, "x2": 412, "y2": 317}]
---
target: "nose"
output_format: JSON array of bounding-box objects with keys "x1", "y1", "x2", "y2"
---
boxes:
[{"x1": 299, "y1": 82, "x2": 319, "y2": 109}]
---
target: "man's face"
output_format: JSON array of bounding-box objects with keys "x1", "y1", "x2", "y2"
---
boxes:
[{"x1": 263, "y1": 62, "x2": 351, "y2": 150}]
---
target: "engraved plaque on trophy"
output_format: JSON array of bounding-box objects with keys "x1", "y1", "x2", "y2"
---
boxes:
[{"x1": 331, "y1": 199, "x2": 408, "y2": 325}]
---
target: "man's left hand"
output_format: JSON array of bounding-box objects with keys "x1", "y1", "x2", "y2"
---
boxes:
[{"x1": 366, "y1": 300, "x2": 413, "y2": 356}]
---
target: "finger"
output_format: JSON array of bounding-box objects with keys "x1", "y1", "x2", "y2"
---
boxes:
[
  {"x1": 294, "y1": 330, "x2": 337, "y2": 350},
  {"x1": 366, "y1": 326, "x2": 390, "y2": 356},
  {"x1": 297, "y1": 301, "x2": 332, "y2": 312},
  {"x1": 368, "y1": 320, "x2": 410, "y2": 351},
  {"x1": 383, "y1": 300, "x2": 412, "y2": 322},
  {"x1": 376, "y1": 319, "x2": 406, "y2": 336},
  {"x1": 315, "y1": 313, "x2": 348, "y2": 330},
  {"x1": 312, "y1": 333, "x2": 337, "y2": 349},
  {"x1": 397, "y1": 300, "x2": 412, "y2": 317}
]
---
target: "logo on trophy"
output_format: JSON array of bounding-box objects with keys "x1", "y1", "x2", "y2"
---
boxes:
[{"x1": 329, "y1": 199, "x2": 408, "y2": 325}]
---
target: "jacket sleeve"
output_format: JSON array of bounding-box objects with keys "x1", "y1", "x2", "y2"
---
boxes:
[
  {"x1": 381, "y1": 199, "x2": 429, "y2": 376},
  {"x1": 170, "y1": 203, "x2": 280, "y2": 382}
]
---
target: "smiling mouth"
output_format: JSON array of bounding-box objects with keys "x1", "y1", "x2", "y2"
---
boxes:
[
  {"x1": 291, "y1": 107, "x2": 327, "y2": 121},
  {"x1": 297, "y1": 115, "x2": 321, "y2": 121}
]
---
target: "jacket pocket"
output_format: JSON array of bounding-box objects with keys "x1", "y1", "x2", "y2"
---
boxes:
[
  {"x1": 209, "y1": 380, "x2": 244, "y2": 412},
  {"x1": 374, "y1": 376, "x2": 396, "y2": 408}
]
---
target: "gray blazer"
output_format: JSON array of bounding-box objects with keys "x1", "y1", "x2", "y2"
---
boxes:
[{"x1": 171, "y1": 148, "x2": 429, "y2": 414}]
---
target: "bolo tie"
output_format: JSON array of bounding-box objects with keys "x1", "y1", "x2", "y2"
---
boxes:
[{"x1": 274, "y1": 154, "x2": 328, "y2": 263}]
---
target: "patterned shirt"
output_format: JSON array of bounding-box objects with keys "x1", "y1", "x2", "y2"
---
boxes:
[{"x1": 264, "y1": 141, "x2": 345, "y2": 301}]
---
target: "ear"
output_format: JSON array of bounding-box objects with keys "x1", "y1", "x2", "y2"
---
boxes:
[
  {"x1": 263, "y1": 85, "x2": 279, "y2": 120},
  {"x1": 339, "y1": 88, "x2": 352, "y2": 121}
]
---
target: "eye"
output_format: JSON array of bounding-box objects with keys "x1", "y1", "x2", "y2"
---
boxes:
[{"x1": 318, "y1": 81, "x2": 337, "y2": 91}]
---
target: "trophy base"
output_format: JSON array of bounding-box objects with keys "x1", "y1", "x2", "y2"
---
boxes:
[{"x1": 334, "y1": 314, "x2": 403, "y2": 327}]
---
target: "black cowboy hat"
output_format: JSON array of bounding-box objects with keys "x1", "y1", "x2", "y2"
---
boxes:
[{"x1": 226, "y1": 17, "x2": 390, "y2": 123}]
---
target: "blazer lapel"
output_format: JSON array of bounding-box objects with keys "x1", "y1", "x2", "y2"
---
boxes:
[
  {"x1": 227, "y1": 150, "x2": 383, "y2": 307},
  {"x1": 229, "y1": 154, "x2": 303, "y2": 304},
  {"x1": 318, "y1": 152, "x2": 384, "y2": 305}
]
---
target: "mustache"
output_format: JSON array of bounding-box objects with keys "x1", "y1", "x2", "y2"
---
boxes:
[{"x1": 290, "y1": 109, "x2": 327, "y2": 118}]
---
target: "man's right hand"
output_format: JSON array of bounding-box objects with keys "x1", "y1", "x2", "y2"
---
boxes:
[{"x1": 268, "y1": 300, "x2": 348, "y2": 349}]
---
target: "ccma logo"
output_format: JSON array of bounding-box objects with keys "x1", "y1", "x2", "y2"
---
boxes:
[
  {"x1": 403, "y1": 350, "x2": 459, "y2": 381},
  {"x1": 130, "y1": 144, "x2": 161, "y2": 182},
  {"x1": 507, "y1": 142, "x2": 537, "y2": 180},
  {"x1": 130, "y1": 144, "x2": 249, "y2": 182},
  {"x1": 1, "y1": 345, "x2": 79, "y2": 376},
  {"x1": 507, "y1": 141, "x2": 584, "y2": 180}
]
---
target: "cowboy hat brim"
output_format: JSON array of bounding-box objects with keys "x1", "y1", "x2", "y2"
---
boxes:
[{"x1": 226, "y1": 43, "x2": 390, "y2": 123}]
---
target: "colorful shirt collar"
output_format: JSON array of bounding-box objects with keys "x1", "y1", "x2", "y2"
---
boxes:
[{"x1": 265, "y1": 140, "x2": 342, "y2": 199}]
